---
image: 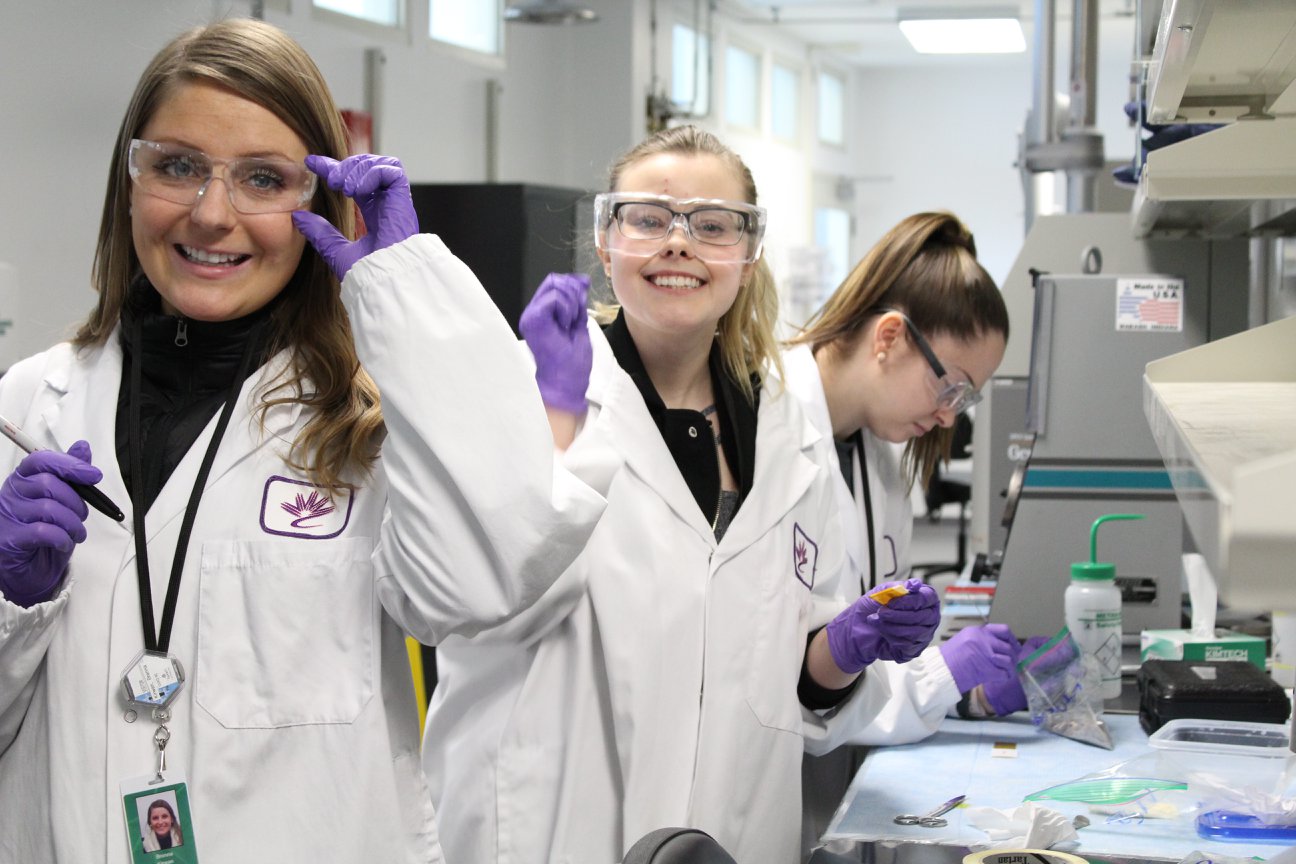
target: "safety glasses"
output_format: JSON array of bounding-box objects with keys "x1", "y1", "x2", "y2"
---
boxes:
[
  {"x1": 127, "y1": 138, "x2": 317, "y2": 214},
  {"x1": 594, "y1": 192, "x2": 766, "y2": 264},
  {"x1": 891, "y1": 310, "x2": 983, "y2": 415}
]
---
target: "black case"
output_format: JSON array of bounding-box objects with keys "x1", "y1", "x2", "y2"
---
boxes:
[{"x1": 1137, "y1": 659, "x2": 1291, "y2": 734}]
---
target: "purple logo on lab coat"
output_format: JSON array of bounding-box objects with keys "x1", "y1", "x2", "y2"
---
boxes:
[
  {"x1": 793, "y1": 523, "x2": 818, "y2": 589},
  {"x1": 260, "y1": 476, "x2": 353, "y2": 538}
]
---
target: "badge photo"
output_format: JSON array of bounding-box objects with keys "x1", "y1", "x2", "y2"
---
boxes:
[{"x1": 120, "y1": 771, "x2": 199, "y2": 863}]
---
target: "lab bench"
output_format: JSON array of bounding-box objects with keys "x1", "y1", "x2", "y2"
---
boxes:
[{"x1": 820, "y1": 712, "x2": 1294, "y2": 864}]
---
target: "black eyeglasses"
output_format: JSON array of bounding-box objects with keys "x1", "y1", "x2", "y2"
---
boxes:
[{"x1": 888, "y1": 310, "x2": 982, "y2": 415}]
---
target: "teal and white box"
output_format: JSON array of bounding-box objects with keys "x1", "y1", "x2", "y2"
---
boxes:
[{"x1": 1140, "y1": 628, "x2": 1266, "y2": 670}]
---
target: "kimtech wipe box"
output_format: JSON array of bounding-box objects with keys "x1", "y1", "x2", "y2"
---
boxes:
[{"x1": 1140, "y1": 628, "x2": 1266, "y2": 670}]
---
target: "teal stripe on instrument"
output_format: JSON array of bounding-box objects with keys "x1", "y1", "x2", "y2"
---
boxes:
[{"x1": 1024, "y1": 468, "x2": 1174, "y2": 491}]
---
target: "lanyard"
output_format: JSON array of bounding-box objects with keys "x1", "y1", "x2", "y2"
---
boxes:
[
  {"x1": 127, "y1": 319, "x2": 262, "y2": 654},
  {"x1": 847, "y1": 430, "x2": 876, "y2": 596}
]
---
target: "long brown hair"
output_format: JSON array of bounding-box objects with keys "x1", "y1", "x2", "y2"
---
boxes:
[
  {"x1": 596, "y1": 125, "x2": 781, "y2": 402},
  {"x1": 77, "y1": 19, "x2": 381, "y2": 489},
  {"x1": 790, "y1": 212, "x2": 1008, "y2": 487}
]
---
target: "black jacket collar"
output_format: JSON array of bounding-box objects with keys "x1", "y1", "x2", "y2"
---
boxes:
[{"x1": 604, "y1": 311, "x2": 758, "y2": 522}]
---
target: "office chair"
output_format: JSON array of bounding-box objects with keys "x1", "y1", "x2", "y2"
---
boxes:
[{"x1": 912, "y1": 413, "x2": 973, "y2": 581}]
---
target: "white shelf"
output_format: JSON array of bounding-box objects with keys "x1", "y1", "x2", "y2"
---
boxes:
[
  {"x1": 1146, "y1": 0, "x2": 1296, "y2": 125},
  {"x1": 1143, "y1": 316, "x2": 1296, "y2": 611},
  {"x1": 1132, "y1": 117, "x2": 1296, "y2": 237},
  {"x1": 1134, "y1": 0, "x2": 1296, "y2": 238}
]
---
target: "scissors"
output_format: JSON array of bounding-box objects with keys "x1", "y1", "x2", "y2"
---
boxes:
[{"x1": 894, "y1": 794, "x2": 965, "y2": 828}]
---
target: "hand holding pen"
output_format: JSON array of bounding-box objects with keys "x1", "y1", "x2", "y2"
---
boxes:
[
  {"x1": 0, "y1": 418, "x2": 121, "y2": 608},
  {"x1": 1, "y1": 415, "x2": 123, "y2": 522}
]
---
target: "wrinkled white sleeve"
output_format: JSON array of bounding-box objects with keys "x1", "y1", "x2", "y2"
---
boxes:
[
  {"x1": 802, "y1": 645, "x2": 960, "y2": 754},
  {"x1": 0, "y1": 352, "x2": 71, "y2": 751},
  {"x1": 436, "y1": 324, "x2": 625, "y2": 649},
  {"x1": 342, "y1": 234, "x2": 607, "y2": 646},
  {"x1": 0, "y1": 595, "x2": 67, "y2": 751},
  {"x1": 800, "y1": 432, "x2": 957, "y2": 755}
]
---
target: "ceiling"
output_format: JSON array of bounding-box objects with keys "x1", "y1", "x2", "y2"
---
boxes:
[{"x1": 722, "y1": 0, "x2": 1144, "y2": 69}]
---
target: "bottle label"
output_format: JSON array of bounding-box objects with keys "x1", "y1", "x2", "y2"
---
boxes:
[{"x1": 1093, "y1": 610, "x2": 1121, "y2": 628}]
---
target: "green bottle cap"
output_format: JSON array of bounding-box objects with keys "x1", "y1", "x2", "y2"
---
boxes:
[{"x1": 1071, "y1": 513, "x2": 1144, "y2": 581}]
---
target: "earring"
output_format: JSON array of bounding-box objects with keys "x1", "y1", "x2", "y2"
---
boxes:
[{"x1": 876, "y1": 351, "x2": 887, "y2": 363}]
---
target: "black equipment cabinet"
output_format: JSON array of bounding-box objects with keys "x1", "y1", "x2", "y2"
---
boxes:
[{"x1": 408, "y1": 183, "x2": 591, "y2": 333}]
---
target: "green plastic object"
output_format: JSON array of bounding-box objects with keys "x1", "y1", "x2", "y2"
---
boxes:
[
  {"x1": 1071, "y1": 513, "x2": 1144, "y2": 581},
  {"x1": 1024, "y1": 777, "x2": 1187, "y2": 805}
]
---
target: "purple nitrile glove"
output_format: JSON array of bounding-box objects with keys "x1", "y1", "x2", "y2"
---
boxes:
[
  {"x1": 939, "y1": 623, "x2": 1018, "y2": 693},
  {"x1": 983, "y1": 634, "x2": 1050, "y2": 715},
  {"x1": 519, "y1": 273, "x2": 593, "y2": 414},
  {"x1": 825, "y1": 578, "x2": 942, "y2": 674},
  {"x1": 0, "y1": 441, "x2": 100, "y2": 607},
  {"x1": 292, "y1": 153, "x2": 420, "y2": 281}
]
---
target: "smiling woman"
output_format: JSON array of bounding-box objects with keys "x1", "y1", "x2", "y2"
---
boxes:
[
  {"x1": 127, "y1": 79, "x2": 312, "y2": 322},
  {"x1": 421, "y1": 126, "x2": 942, "y2": 864},
  {"x1": 0, "y1": 17, "x2": 606, "y2": 864}
]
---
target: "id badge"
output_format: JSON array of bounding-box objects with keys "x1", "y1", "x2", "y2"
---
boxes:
[
  {"x1": 120, "y1": 649, "x2": 185, "y2": 710},
  {"x1": 120, "y1": 770, "x2": 199, "y2": 863}
]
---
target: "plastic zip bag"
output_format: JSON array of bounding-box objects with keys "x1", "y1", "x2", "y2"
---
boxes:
[{"x1": 1018, "y1": 628, "x2": 1113, "y2": 750}]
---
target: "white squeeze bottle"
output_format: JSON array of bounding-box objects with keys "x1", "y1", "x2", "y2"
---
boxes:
[{"x1": 1065, "y1": 513, "x2": 1143, "y2": 700}]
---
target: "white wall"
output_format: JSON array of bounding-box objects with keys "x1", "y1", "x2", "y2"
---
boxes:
[
  {"x1": 848, "y1": 15, "x2": 1138, "y2": 295},
  {"x1": 674, "y1": 8, "x2": 829, "y2": 327},
  {"x1": 849, "y1": 63, "x2": 1032, "y2": 291},
  {"x1": 2, "y1": 1, "x2": 209, "y2": 357}
]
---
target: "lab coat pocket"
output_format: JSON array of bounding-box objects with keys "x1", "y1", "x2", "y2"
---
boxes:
[
  {"x1": 195, "y1": 538, "x2": 376, "y2": 728},
  {"x1": 744, "y1": 575, "x2": 809, "y2": 736}
]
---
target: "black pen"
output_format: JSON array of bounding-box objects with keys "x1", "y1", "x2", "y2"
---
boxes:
[{"x1": 0, "y1": 414, "x2": 126, "y2": 522}]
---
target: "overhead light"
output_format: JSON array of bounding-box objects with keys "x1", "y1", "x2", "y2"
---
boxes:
[
  {"x1": 898, "y1": 8, "x2": 1025, "y2": 54},
  {"x1": 503, "y1": 1, "x2": 598, "y2": 24}
]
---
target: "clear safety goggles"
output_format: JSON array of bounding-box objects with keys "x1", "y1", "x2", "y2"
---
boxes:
[
  {"x1": 891, "y1": 310, "x2": 983, "y2": 415},
  {"x1": 594, "y1": 193, "x2": 767, "y2": 264},
  {"x1": 127, "y1": 138, "x2": 317, "y2": 214}
]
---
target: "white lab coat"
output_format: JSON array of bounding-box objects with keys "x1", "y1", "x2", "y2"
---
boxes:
[
  {"x1": 0, "y1": 235, "x2": 606, "y2": 863},
  {"x1": 424, "y1": 322, "x2": 847, "y2": 864},
  {"x1": 782, "y1": 344, "x2": 959, "y2": 754}
]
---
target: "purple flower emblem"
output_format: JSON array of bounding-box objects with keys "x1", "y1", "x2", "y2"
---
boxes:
[
  {"x1": 280, "y1": 490, "x2": 336, "y2": 529},
  {"x1": 260, "y1": 476, "x2": 352, "y2": 539},
  {"x1": 793, "y1": 523, "x2": 818, "y2": 589}
]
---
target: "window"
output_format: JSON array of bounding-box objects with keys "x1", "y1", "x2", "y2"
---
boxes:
[
  {"x1": 672, "y1": 23, "x2": 710, "y2": 116},
  {"x1": 314, "y1": 0, "x2": 400, "y2": 27},
  {"x1": 724, "y1": 45, "x2": 760, "y2": 129},
  {"x1": 817, "y1": 70, "x2": 845, "y2": 146},
  {"x1": 814, "y1": 206, "x2": 852, "y2": 292},
  {"x1": 771, "y1": 63, "x2": 799, "y2": 142},
  {"x1": 431, "y1": 0, "x2": 500, "y2": 54}
]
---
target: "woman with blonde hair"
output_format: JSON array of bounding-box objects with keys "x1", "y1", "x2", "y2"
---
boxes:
[
  {"x1": 423, "y1": 126, "x2": 940, "y2": 864},
  {"x1": 0, "y1": 19, "x2": 603, "y2": 862}
]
